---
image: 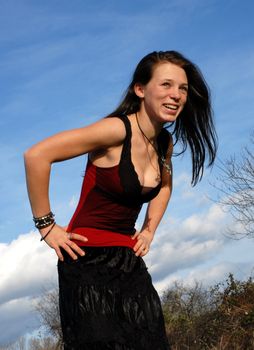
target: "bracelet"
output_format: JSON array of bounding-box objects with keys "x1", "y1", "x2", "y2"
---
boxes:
[
  {"x1": 40, "y1": 222, "x2": 56, "y2": 241},
  {"x1": 33, "y1": 211, "x2": 55, "y2": 229}
]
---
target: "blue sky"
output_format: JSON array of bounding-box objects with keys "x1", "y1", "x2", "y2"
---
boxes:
[{"x1": 0, "y1": 0, "x2": 254, "y2": 345}]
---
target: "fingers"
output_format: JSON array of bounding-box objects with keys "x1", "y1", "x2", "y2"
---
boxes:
[
  {"x1": 61, "y1": 242, "x2": 79, "y2": 260},
  {"x1": 55, "y1": 247, "x2": 64, "y2": 262},
  {"x1": 66, "y1": 238, "x2": 86, "y2": 257},
  {"x1": 133, "y1": 238, "x2": 150, "y2": 257},
  {"x1": 55, "y1": 240, "x2": 85, "y2": 261},
  {"x1": 44, "y1": 225, "x2": 88, "y2": 261},
  {"x1": 70, "y1": 232, "x2": 88, "y2": 243},
  {"x1": 58, "y1": 232, "x2": 87, "y2": 260},
  {"x1": 134, "y1": 245, "x2": 149, "y2": 257},
  {"x1": 131, "y1": 231, "x2": 140, "y2": 240},
  {"x1": 138, "y1": 247, "x2": 149, "y2": 257}
]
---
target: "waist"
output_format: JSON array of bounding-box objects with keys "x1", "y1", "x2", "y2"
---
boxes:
[{"x1": 68, "y1": 226, "x2": 137, "y2": 249}]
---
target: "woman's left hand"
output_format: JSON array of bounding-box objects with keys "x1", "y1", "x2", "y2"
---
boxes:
[{"x1": 132, "y1": 230, "x2": 153, "y2": 257}]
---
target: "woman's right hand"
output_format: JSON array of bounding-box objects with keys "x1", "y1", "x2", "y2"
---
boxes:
[{"x1": 39, "y1": 224, "x2": 88, "y2": 261}]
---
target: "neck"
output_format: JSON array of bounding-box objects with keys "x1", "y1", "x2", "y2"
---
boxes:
[
  {"x1": 135, "y1": 111, "x2": 163, "y2": 141},
  {"x1": 134, "y1": 112, "x2": 172, "y2": 175}
]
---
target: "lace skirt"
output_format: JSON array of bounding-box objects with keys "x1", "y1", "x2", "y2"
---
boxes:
[{"x1": 58, "y1": 246, "x2": 170, "y2": 350}]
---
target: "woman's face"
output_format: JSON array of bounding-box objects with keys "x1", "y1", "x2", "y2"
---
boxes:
[{"x1": 135, "y1": 62, "x2": 188, "y2": 124}]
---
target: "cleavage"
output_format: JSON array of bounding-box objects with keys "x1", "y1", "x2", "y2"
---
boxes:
[
  {"x1": 132, "y1": 162, "x2": 161, "y2": 190},
  {"x1": 130, "y1": 139, "x2": 161, "y2": 189}
]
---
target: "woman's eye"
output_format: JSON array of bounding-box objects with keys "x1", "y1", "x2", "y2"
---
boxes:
[
  {"x1": 180, "y1": 86, "x2": 188, "y2": 93},
  {"x1": 162, "y1": 82, "x2": 170, "y2": 87}
]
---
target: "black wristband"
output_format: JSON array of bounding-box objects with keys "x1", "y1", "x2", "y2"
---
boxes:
[
  {"x1": 40, "y1": 222, "x2": 56, "y2": 241},
  {"x1": 33, "y1": 212, "x2": 55, "y2": 229}
]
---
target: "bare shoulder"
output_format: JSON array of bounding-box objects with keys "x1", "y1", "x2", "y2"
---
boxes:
[
  {"x1": 25, "y1": 116, "x2": 127, "y2": 163},
  {"x1": 85, "y1": 116, "x2": 126, "y2": 146}
]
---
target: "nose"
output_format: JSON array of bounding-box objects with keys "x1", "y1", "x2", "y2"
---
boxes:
[{"x1": 169, "y1": 87, "x2": 181, "y2": 101}]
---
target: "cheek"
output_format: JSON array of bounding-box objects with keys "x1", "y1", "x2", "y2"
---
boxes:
[
  {"x1": 182, "y1": 95, "x2": 188, "y2": 105},
  {"x1": 144, "y1": 86, "x2": 163, "y2": 100},
  {"x1": 144, "y1": 91, "x2": 158, "y2": 105}
]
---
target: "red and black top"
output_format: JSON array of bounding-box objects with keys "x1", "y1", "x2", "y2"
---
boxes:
[{"x1": 67, "y1": 115, "x2": 170, "y2": 249}]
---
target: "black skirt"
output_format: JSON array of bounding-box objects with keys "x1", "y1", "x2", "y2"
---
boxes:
[{"x1": 58, "y1": 246, "x2": 170, "y2": 350}]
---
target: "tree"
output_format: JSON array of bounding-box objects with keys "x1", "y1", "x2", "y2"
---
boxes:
[
  {"x1": 28, "y1": 336, "x2": 61, "y2": 350},
  {"x1": 0, "y1": 337, "x2": 25, "y2": 350},
  {"x1": 34, "y1": 288, "x2": 63, "y2": 349},
  {"x1": 162, "y1": 280, "x2": 220, "y2": 349},
  {"x1": 215, "y1": 273, "x2": 254, "y2": 349},
  {"x1": 214, "y1": 132, "x2": 254, "y2": 238}
]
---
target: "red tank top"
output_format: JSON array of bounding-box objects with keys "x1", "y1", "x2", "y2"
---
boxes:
[{"x1": 67, "y1": 115, "x2": 170, "y2": 248}]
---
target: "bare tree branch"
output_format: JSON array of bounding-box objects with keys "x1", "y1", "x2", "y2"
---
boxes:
[
  {"x1": 213, "y1": 132, "x2": 254, "y2": 238},
  {"x1": 34, "y1": 287, "x2": 63, "y2": 349}
]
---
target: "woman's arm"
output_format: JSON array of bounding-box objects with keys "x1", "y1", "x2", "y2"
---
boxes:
[
  {"x1": 133, "y1": 137, "x2": 173, "y2": 257},
  {"x1": 24, "y1": 117, "x2": 126, "y2": 260}
]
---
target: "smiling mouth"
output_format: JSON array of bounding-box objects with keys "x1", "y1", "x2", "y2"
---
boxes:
[{"x1": 163, "y1": 104, "x2": 179, "y2": 111}]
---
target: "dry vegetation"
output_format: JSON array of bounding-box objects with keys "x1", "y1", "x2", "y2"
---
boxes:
[
  {"x1": 1, "y1": 274, "x2": 254, "y2": 350},
  {"x1": 163, "y1": 274, "x2": 254, "y2": 350}
]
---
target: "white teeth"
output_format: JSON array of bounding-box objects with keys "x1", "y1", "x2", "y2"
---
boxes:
[{"x1": 164, "y1": 104, "x2": 178, "y2": 110}]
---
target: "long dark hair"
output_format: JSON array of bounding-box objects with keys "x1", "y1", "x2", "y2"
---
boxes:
[{"x1": 108, "y1": 51, "x2": 218, "y2": 186}]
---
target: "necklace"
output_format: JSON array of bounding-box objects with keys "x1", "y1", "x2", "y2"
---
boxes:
[{"x1": 135, "y1": 113, "x2": 172, "y2": 175}]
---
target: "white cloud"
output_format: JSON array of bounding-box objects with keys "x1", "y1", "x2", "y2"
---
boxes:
[
  {"x1": 0, "y1": 231, "x2": 57, "y2": 305},
  {"x1": 144, "y1": 203, "x2": 228, "y2": 284},
  {"x1": 154, "y1": 260, "x2": 254, "y2": 296},
  {"x1": 157, "y1": 203, "x2": 227, "y2": 245},
  {"x1": 181, "y1": 204, "x2": 226, "y2": 238},
  {"x1": 150, "y1": 239, "x2": 222, "y2": 279},
  {"x1": 0, "y1": 231, "x2": 58, "y2": 344},
  {"x1": 186, "y1": 262, "x2": 245, "y2": 285},
  {"x1": 0, "y1": 296, "x2": 40, "y2": 345}
]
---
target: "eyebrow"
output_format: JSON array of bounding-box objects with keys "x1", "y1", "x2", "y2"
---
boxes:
[{"x1": 163, "y1": 79, "x2": 188, "y2": 86}]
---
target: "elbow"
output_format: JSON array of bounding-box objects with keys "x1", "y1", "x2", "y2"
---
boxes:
[
  {"x1": 24, "y1": 147, "x2": 36, "y2": 163},
  {"x1": 23, "y1": 146, "x2": 44, "y2": 167},
  {"x1": 23, "y1": 148, "x2": 31, "y2": 162}
]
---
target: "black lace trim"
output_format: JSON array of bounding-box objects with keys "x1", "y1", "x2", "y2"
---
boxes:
[{"x1": 116, "y1": 115, "x2": 170, "y2": 205}]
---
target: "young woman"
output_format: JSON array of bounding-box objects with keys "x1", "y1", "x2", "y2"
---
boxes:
[{"x1": 24, "y1": 51, "x2": 217, "y2": 349}]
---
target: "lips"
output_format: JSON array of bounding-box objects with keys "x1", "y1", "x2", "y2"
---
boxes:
[{"x1": 163, "y1": 103, "x2": 179, "y2": 111}]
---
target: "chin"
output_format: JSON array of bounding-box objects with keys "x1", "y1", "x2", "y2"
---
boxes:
[
  {"x1": 160, "y1": 114, "x2": 179, "y2": 123},
  {"x1": 166, "y1": 109, "x2": 184, "y2": 121}
]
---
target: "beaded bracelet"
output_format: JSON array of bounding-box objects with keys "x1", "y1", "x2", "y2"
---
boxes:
[
  {"x1": 40, "y1": 222, "x2": 56, "y2": 241},
  {"x1": 33, "y1": 211, "x2": 55, "y2": 229}
]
